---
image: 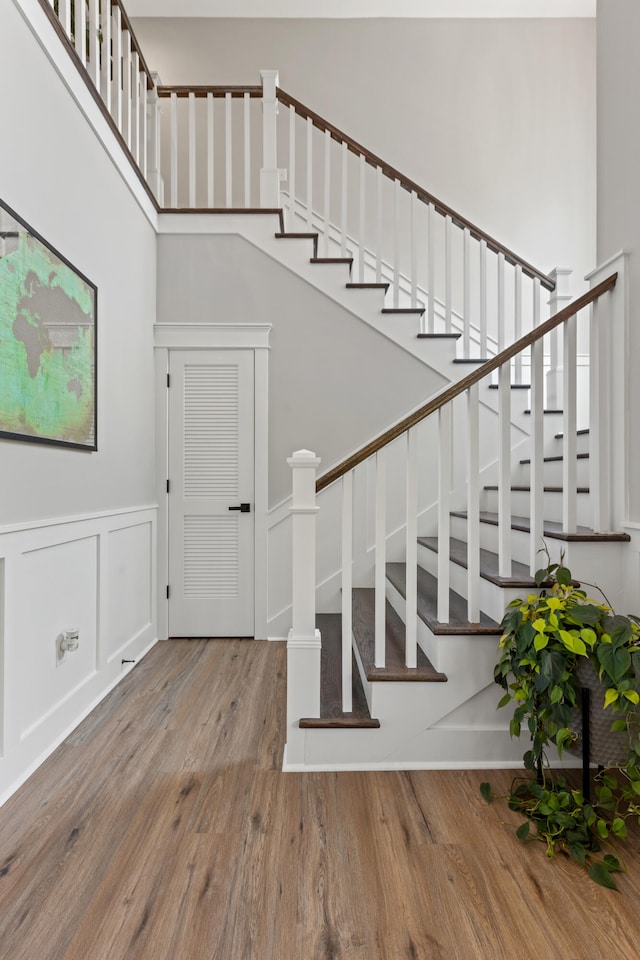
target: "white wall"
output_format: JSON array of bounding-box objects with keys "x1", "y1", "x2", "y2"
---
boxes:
[
  {"x1": 0, "y1": 0, "x2": 158, "y2": 803},
  {"x1": 596, "y1": 0, "x2": 640, "y2": 524},
  {"x1": 156, "y1": 233, "x2": 447, "y2": 506},
  {"x1": 134, "y1": 16, "x2": 596, "y2": 283}
]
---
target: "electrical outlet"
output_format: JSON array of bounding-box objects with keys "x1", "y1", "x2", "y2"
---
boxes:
[{"x1": 56, "y1": 629, "x2": 80, "y2": 667}]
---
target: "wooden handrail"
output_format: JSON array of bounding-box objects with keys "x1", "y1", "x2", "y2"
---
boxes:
[
  {"x1": 316, "y1": 273, "x2": 618, "y2": 493},
  {"x1": 277, "y1": 87, "x2": 555, "y2": 292},
  {"x1": 157, "y1": 85, "x2": 263, "y2": 99}
]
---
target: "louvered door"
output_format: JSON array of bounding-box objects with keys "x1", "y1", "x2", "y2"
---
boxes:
[{"x1": 168, "y1": 350, "x2": 254, "y2": 637}]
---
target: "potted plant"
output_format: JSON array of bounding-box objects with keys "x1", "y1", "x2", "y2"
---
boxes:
[{"x1": 481, "y1": 552, "x2": 640, "y2": 889}]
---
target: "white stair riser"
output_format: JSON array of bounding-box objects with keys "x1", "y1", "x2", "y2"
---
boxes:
[
  {"x1": 385, "y1": 577, "x2": 440, "y2": 669},
  {"x1": 416, "y1": 542, "x2": 529, "y2": 623},
  {"x1": 482, "y1": 487, "x2": 592, "y2": 527},
  {"x1": 512, "y1": 456, "x2": 590, "y2": 488},
  {"x1": 548, "y1": 432, "x2": 591, "y2": 458}
]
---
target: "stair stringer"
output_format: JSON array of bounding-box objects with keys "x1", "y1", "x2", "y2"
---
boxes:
[{"x1": 293, "y1": 632, "x2": 524, "y2": 769}]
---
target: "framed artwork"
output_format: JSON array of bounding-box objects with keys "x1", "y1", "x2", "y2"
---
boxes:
[{"x1": 0, "y1": 199, "x2": 97, "y2": 450}]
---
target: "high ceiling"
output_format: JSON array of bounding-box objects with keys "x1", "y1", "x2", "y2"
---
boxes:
[{"x1": 126, "y1": 0, "x2": 595, "y2": 18}]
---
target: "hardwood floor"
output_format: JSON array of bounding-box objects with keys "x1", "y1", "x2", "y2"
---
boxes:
[{"x1": 2, "y1": 639, "x2": 640, "y2": 959}]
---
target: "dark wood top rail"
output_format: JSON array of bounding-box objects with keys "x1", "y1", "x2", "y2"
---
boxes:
[
  {"x1": 157, "y1": 86, "x2": 263, "y2": 99},
  {"x1": 39, "y1": 0, "x2": 154, "y2": 89},
  {"x1": 277, "y1": 87, "x2": 555, "y2": 292},
  {"x1": 316, "y1": 273, "x2": 618, "y2": 493}
]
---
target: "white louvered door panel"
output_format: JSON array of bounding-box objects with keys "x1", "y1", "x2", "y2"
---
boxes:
[{"x1": 168, "y1": 350, "x2": 254, "y2": 637}]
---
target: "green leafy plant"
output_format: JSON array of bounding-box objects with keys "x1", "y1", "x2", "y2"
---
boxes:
[{"x1": 481, "y1": 551, "x2": 640, "y2": 890}]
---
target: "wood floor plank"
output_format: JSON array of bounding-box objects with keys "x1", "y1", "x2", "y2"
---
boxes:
[{"x1": 2, "y1": 639, "x2": 640, "y2": 959}]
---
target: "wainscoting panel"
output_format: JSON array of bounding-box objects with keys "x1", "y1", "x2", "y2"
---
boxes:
[
  {"x1": 107, "y1": 521, "x2": 154, "y2": 662},
  {"x1": 0, "y1": 506, "x2": 157, "y2": 806}
]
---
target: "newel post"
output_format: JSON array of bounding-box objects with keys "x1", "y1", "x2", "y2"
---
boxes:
[
  {"x1": 147, "y1": 72, "x2": 164, "y2": 205},
  {"x1": 260, "y1": 69, "x2": 280, "y2": 208},
  {"x1": 546, "y1": 267, "x2": 573, "y2": 408},
  {"x1": 285, "y1": 449, "x2": 321, "y2": 767}
]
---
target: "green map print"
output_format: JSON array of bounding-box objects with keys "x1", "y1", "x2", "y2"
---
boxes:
[{"x1": 0, "y1": 232, "x2": 95, "y2": 446}]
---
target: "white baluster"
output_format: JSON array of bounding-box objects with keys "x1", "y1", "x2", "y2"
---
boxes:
[
  {"x1": 393, "y1": 179, "x2": 400, "y2": 309},
  {"x1": 286, "y1": 450, "x2": 322, "y2": 760},
  {"x1": 225, "y1": 92, "x2": 233, "y2": 208},
  {"x1": 259, "y1": 69, "x2": 280, "y2": 208},
  {"x1": 406, "y1": 428, "x2": 418, "y2": 667},
  {"x1": 306, "y1": 117, "x2": 313, "y2": 229},
  {"x1": 358, "y1": 154, "x2": 365, "y2": 283},
  {"x1": 132, "y1": 54, "x2": 141, "y2": 165},
  {"x1": 410, "y1": 191, "x2": 418, "y2": 310},
  {"x1": 341, "y1": 472, "x2": 353, "y2": 713},
  {"x1": 463, "y1": 227, "x2": 471, "y2": 358},
  {"x1": 112, "y1": 5, "x2": 122, "y2": 131},
  {"x1": 498, "y1": 363, "x2": 512, "y2": 577},
  {"x1": 497, "y1": 252, "x2": 505, "y2": 353},
  {"x1": 100, "y1": 0, "x2": 112, "y2": 113},
  {"x1": 514, "y1": 265, "x2": 523, "y2": 383},
  {"x1": 340, "y1": 140, "x2": 348, "y2": 258},
  {"x1": 207, "y1": 93, "x2": 215, "y2": 208},
  {"x1": 244, "y1": 92, "x2": 251, "y2": 208},
  {"x1": 188, "y1": 92, "x2": 196, "y2": 208},
  {"x1": 480, "y1": 239, "x2": 488, "y2": 357},
  {"x1": 323, "y1": 129, "x2": 331, "y2": 257},
  {"x1": 74, "y1": 0, "x2": 86, "y2": 64},
  {"x1": 590, "y1": 298, "x2": 611, "y2": 532},
  {"x1": 467, "y1": 384, "x2": 480, "y2": 622},
  {"x1": 437, "y1": 405, "x2": 452, "y2": 624},
  {"x1": 375, "y1": 448, "x2": 386, "y2": 668},
  {"x1": 88, "y1": 0, "x2": 100, "y2": 86},
  {"x1": 427, "y1": 204, "x2": 435, "y2": 334},
  {"x1": 445, "y1": 215, "x2": 452, "y2": 333},
  {"x1": 140, "y1": 71, "x2": 148, "y2": 177},
  {"x1": 376, "y1": 166, "x2": 382, "y2": 283},
  {"x1": 288, "y1": 104, "x2": 296, "y2": 226},
  {"x1": 59, "y1": 0, "x2": 71, "y2": 37},
  {"x1": 170, "y1": 91, "x2": 178, "y2": 208},
  {"x1": 529, "y1": 282, "x2": 544, "y2": 575},
  {"x1": 122, "y1": 29, "x2": 132, "y2": 149},
  {"x1": 547, "y1": 267, "x2": 573, "y2": 408},
  {"x1": 562, "y1": 310, "x2": 578, "y2": 533},
  {"x1": 146, "y1": 74, "x2": 162, "y2": 203}
]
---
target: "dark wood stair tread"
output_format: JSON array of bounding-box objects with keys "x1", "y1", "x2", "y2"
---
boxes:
[
  {"x1": 520, "y1": 453, "x2": 589, "y2": 464},
  {"x1": 488, "y1": 383, "x2": 531, "y2": 390},
  {"x1": 453, "y1": 358, "x2": 491, "y2": 364},
  {"x1": 352, "y1": 589, "x2": 447, "y2": 680},
  {"x1": 451, "y1": 510, "x2": 631, "y2": 543},
  {"x1": 555, "y1": 428, "x2": 590, "y2": 439},
  {"x1": 418, "y1": 536, "x2": 546, "y2": 589},
  {"x1": 299, "y1": 614, "x2": 380, "y2": 728},
  {"x1": 381, "y1": 307, "x2": 425, "y2": 315},
  {"x1": 417, "y1": 333, "x2": 462, "y2": 340},
  {"x1": 310, "y1": 257, "x2": 353, "y2": 265},
  {"x1": 275, "y1": 231, "x2": 318, "y2": 239},
  {"x1": 483, "y1": 485, "x2": 589, "y2": 493},
  {"x1": 346, "y1": 282, "x2": 390, "y2": 291},
  {"x1": 524, "y1": 409, "x2": 563, "y2": 415},
  {"x1": 385, "y1": 563, "x2": 501, "y2": 636}
]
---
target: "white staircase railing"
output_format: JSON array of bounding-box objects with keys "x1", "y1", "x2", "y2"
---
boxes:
[
  {"x1": 286, "y1": 260, "x2": 626, "y2": 748},
  {"x1": 275, "y1": 88, "x2": 556, "y2": 363}
]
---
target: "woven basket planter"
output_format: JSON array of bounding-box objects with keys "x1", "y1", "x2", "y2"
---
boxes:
[{"x1": 565, "y1": 658, "x2": 640, "y2": 767}]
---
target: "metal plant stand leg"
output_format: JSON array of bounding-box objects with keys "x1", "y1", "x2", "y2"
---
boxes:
[{"x1": 582, "y1": 686, "x2": 591, "y2": 801}]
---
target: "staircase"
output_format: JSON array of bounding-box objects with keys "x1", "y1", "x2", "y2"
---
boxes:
[
  {"x1": 36, "y1": 0, "x2": 632, "y2": 772},
  {"x1": 284, "y1": 267, "x2": 630, "y2": 771}
]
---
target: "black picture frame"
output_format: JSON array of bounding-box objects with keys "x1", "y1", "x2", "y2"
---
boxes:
[{"x1": 0, "y1": 199, "x2": 97, "y2": 451}]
